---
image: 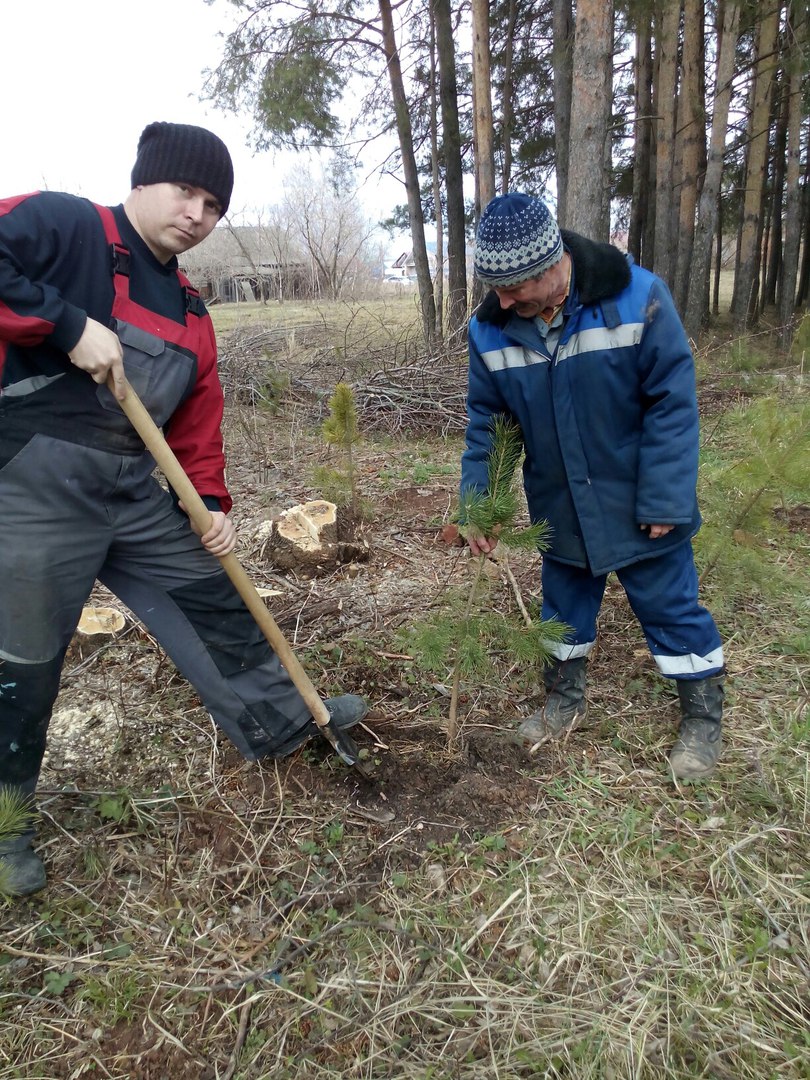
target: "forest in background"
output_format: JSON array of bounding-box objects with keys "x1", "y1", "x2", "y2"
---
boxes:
[
  {"x1": 202, "y1": 0, "x2": 810, "y2": 348},
  {"x1": 2, "y1": 5, "x2": 809, "y2": 1077}
]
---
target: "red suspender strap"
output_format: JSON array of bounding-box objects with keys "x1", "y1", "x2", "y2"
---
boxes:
[
  {"x1": 92, "y1": 204, "x2": 205, "y2": 333},
  {"x1": 94, "y1": 204, "x2": 132, "y2": 312}
]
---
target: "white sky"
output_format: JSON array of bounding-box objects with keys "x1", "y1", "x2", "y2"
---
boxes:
[{"x1": 2, "y1": 0, "x2": 404, "y2": 227}]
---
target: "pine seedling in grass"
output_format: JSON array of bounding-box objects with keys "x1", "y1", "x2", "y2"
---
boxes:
[
  {"x1": 697, "y1": 396, "x2": 810, "y2": 590},
  {"x1": 408, "y1": 416, "x2": 570, "y2": 745},
  {"x1": 315, "y1": 382, "x2": 362, "y2": 517},
  {"x1": 0, "y1": 788, "x2": 36, "y2": 899}
]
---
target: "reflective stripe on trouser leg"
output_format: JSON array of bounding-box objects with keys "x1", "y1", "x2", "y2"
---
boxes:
[
  {"x1": 540, "y1": 557, "x2": 606, "y2": 660},
  {"x1": 615, "y1": 543, "x2": 723, "y2": 679}
]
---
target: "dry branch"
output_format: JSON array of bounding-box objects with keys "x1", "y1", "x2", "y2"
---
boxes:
[{"x1": 218, "y1": 322, "x2": 469, "y2": 434}]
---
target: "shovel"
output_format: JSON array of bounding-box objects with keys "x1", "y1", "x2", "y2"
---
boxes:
[{"x1": 109, "y1": 375, "x2": 370, "y2": 775}]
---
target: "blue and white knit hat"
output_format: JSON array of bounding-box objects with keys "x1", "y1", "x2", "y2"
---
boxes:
[{"x1": 474, "y1": 193, "x2": 563, "y2": 287}]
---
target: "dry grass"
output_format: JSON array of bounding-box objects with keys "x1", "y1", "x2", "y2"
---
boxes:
[
  {"x1": 0, "y1": 305, "x2": 808, "y2": 1080},
  {"x1": 208, "y1": 295, "x2": 424, "y2": 342},
  {"x1": 3, "y1": 734, "x2": 807, "y2": 1078}
]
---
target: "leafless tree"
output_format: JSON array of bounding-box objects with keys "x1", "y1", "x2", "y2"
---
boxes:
[{"x1": 284, "y1": 165, "x2": 379, "y2": 300}]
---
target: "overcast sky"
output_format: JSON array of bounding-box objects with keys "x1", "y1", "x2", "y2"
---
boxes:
[{"x1": 3, "y1": 0, "x2": 403, "y2": 225}]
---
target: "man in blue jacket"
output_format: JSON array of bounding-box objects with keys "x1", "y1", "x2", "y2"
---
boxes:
[{"x1": 461, "y1": 193, "x2": 724, "y2": 780}]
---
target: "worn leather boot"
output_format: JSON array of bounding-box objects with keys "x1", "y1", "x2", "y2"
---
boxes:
[
  {"x1": 518, "y1": 658, "x2": 588, "y2": 747},
  {"x1": 669, "y1": 672, "x2": 725, "y2": 779}
]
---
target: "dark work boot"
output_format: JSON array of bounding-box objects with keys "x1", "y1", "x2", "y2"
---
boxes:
[
  {"x1": 323, "y1": 695, "x2": 369, "y2": 729},
  {"x1": 268, "y1": 694, "x2": 369, "y2": 759},
  {"x1": 0, "y1": 780, "x2": 46, "y2": 898},
  {"x1": 669, "y1": 672, "x2": 725, "y2": 780},
  {"x1": 518, "y1": 658, "x2": 588, "y2": 747},
  {"x1": 0, "y1": 847, "x2": 46, "y2": 897}
]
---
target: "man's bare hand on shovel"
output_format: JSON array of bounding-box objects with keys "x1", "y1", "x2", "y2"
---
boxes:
[
  {"x1": 69, "y1": 317, "x2": 127, "y2": 399},
  {"x1": 179, "y1": 504, "x2": 237, "y2": 557}
]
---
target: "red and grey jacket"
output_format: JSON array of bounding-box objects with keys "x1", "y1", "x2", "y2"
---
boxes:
[{"x1": 0, "y1": 190, "x2": 231, "y2": 513}]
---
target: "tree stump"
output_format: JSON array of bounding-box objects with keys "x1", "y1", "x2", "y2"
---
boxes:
[
  {"x1": 65, "y1": 607, "x2": 127, "y2": 665},
  {"x1": 252, "y1": 500, "x2": 369, "y2": 576}
]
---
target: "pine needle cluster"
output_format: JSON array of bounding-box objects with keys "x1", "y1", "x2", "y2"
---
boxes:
[
  {"x1": 458, "y1": 415, "x2": 551, "y2": 551},
  {"x1": 0, "y1": 788, "x2": 36, "y2": 899},
  {"x1": 321, "y1": 382, "x2": 359, "y2": 450},
  {"x1": 410, "y1": 601, "x2": 570, "y2": 679},
  {"x1": 696, "y1": 394, "x2": 810, "y2": 595}
]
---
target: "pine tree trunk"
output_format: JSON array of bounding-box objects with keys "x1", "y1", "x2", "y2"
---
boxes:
[
  {"x1": 759, "y1": 198, "x2": 774, "y2": 315},
  {"x1": 471, "y1": 0, "x2": 496, "y2": 211},
  {"x1": 552, "y1": 0, "x2": 574, "y2": 226},
  {"x1": 653, "y1": 0, "x2": 682, "y2": 287},
  {"x1": 434, "y1": 0, "x2": 468, "y2": 338},
  {"x1": 684, "y1": 0, "x2": 741, "y2": 339},
  {"x1": 429, "y1": 8, "x2": 444, "y2": 340},
  {"x1": 378, "y1": 0, "x2": 437, "y2": 346},
  {"x1": 732, "y1": 2, "x2": 781, "y2": 331},
  {"x1": 798, "y1": 152, "x2": 810, "y2": 307},
  {"x1": 764, "y1": 73, "x2": 788, "y2": 310},
  {"x1": 674, "y1": 0, "x2": 705, "y2": 313},
  {"x1": 713, "y1": 189, "x2": 723, "y2": 316},
  {"x1": 779, "y1": 0, "x2": 807, "y2": 346},
  {"x1": 566, "y1": 0, "x2": 613, "y2": 239},
  {"x1": 629, "y1": 20, "x2": 653, "y2": 265},
  {"x1": 500, "y1": 0, "x2": 518, "y2": 194}
]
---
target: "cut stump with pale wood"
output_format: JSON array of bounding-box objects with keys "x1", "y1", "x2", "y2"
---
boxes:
[{"x1": 251, "y1": 500, "x2": 369, "y2": 576}]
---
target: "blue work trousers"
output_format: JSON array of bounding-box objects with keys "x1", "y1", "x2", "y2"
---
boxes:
[{"x1": 541, "y1": 543, "x2": 723, "y2": 679}]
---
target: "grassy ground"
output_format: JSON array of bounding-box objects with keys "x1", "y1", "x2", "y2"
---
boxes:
[{"x1": 0, "y1": 298, "x2": 807, "y2": 1079}]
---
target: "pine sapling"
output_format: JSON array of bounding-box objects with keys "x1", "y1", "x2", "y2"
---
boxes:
[
  {"x1": 316, "y1": 382, "x2": 361, "y2": 517},
  {"x1": 697, "y1": 396, "x2": 810, "y2": 585},
  {"x1": 409, "y1": 416, "x2": 569, "y2": 746}
]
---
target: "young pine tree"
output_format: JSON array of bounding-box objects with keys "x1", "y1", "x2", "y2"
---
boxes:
[
  {"x1": 697, "y1": 395, "x2": 810, "y2": 588},
  {"x1": 315, "y1": 382, "x2": 361, "y2": 517},
  {"x1": 408, "y1": 416, "x2": 570, "y2": 745}
]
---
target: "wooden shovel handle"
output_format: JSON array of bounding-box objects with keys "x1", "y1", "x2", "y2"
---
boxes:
[{"x1": 110, "y1": 377, "x2": 332, "y2": 730}]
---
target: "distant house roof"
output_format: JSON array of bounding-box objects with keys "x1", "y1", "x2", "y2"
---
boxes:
[{"x1": 180, "y1": 223, "x2": 308, "y2": 279}]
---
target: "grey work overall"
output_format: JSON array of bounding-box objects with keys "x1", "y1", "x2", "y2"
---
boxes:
[{"x1": 0, "y1": 205, "x2": 313, "y2": 837}]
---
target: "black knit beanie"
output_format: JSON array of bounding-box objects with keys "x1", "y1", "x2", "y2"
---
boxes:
[{"x1": 131, "y1": 122, "x2": 234, "y2": 216}]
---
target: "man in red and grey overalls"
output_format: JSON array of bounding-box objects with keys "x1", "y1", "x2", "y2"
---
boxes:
[{"x1": 0, "y1": 122, "x2": 367, "y2": 896}]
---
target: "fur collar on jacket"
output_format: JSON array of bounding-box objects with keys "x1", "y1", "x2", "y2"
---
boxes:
[{"x1": 475, "y1": 229, "x2": 632, "y2": 326}]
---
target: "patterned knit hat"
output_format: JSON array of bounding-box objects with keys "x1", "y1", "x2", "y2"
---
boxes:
[
  {"x1": 474, "y1": 193, "x2": 563, "y2": 287},
  {"x1": 131, "y1": 122, "x2": 234, "y2": 216}
]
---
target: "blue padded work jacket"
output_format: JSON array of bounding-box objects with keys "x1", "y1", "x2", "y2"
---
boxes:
[{"x1": 460, "y1": 231, "x2": 702, "y2": 576}]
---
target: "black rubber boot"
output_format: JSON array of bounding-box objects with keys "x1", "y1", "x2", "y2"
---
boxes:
[
  {"x1": 0, "y1": 848, "x2": 46, "y2": 898},
  {"x1": 518, "y1": 658, "x2": 588, "y2": 747},
  {"x1": 0, "y1": 780, "x2": 46, "y2": 898},
  {"x1": 669, "y1": 672, "x2": 725, "y2": 779},
  {"x1": 268, "y1": 695, "x2": 369, "y2": 758}
]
